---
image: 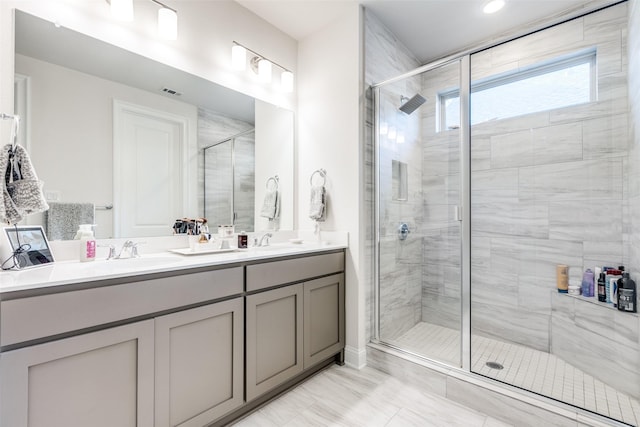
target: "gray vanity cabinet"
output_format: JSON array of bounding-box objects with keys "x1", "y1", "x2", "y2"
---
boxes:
[
  {"x1": 155, "y1": 298, "x2": 244, "y2": 427},
  {"x1": 245, "y1": 252, "x2": 345, "y2": 402},
  {"x1": 303, "y1": 273, "x2": 345, "y2": 368},
  {"x1": 0, "y1": 320, "x2": 155, "y2": 427},
  {"x1": 246, "y1": 284, "x2": 304, "y2": 402}
]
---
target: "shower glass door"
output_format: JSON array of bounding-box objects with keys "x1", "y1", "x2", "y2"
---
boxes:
[
  {"x1": 375, "y1": 59, "x2": 462, "y2": 367},
  {"x1": 469, "y1": 3, "x2": 639, "y2": 425}
]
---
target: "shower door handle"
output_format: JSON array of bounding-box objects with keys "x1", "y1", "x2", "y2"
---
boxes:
[{"x1": 455, "y1": 205, "x2": 463, "y2": 222}]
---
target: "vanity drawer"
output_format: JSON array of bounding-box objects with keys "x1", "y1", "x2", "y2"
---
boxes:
[
  {"x1": 246, "y1": 252, "x2": 344, "y2": 292},
  {"x1": 1, "y1": 267, "x2": 243, "y2": 348}
]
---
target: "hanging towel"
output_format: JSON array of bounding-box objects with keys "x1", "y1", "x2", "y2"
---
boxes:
[
  {"x1": 260, "y1": 189, "x2": 280, "y2": 220},
  {"x1": 0, "y1": 144, "x2": 49, "y2": 224},
  {"x1": 309, "y1": 185, "x2": 326, "y2": 221},
  {"x1": 44, "y1": 202, "x2": 95, "y2": 240}
]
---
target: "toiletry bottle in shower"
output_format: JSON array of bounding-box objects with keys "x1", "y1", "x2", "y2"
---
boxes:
[
  {"x1": 617, "y1": 273, "x2": 636, "y2": 313},
  {"x1": 556, "y1": 265, "x2": 569, "y2": 293},
  {"x1": 581, "y1": 269, "x2": 594, "y2": 297},
  {"x1": 597, "y1": 273, "x2": 607, "y2": 302}
]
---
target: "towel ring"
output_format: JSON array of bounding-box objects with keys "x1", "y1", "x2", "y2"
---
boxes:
[
  {"x1": 310, "y1": 168, "x2": 326, "y2": 186},
  {"x1": 266, "y1": 175, "x2": 279, "y2": 191}
]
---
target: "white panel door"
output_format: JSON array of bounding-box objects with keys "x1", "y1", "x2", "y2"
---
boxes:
[{"x1": 114, "y1": 100, "x2": 187, "y2": 237}]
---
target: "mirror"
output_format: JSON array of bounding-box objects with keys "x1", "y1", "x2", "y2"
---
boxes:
[{"x1": 14, "y1": 10, "x2": 294, "y2": 239}]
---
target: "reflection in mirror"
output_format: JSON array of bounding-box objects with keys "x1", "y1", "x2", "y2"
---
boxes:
[
  {"x1": 14, "y1": 10, "x2": 294, "y2": 239},
  {"x1": 203, "y1": 129, "x2": 255, "y2": 232}
]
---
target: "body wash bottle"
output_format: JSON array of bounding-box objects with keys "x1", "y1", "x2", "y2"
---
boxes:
[{"x1": 74, "y1": 224, "x2": 96, "y2": 262}]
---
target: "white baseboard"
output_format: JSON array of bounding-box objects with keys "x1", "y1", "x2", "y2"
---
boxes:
[{"x1": 344, "y1": 345, "x2": 367, "y2": 369}]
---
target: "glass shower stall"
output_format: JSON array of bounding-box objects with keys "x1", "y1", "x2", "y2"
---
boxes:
[{"x1": 372, "y1": 2, "x2": 639, "y2": 425}]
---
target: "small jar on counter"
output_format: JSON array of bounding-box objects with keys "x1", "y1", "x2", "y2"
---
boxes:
[{"x1": 237, "y1": 231, "x2": 248, "y2": 249}]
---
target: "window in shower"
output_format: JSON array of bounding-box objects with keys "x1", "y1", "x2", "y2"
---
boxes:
[{"x1": 440, "y1": 49, "x2": 596, "y2": 131}]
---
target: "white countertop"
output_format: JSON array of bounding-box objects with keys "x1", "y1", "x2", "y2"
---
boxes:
[{"x1": 0, "y1": 238, "x2": 347, "y2": 295}]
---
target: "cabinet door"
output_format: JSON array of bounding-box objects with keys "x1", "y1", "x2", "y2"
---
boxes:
[
  {"x1": 0, "y1": 320, "x2": 154, "y2": 427},
  {"x1": 246, "y1": 284, "x2": 303, "y2": 401},
  {"x1": 155, "y1": 298, "x2": 244, "y2": 427},
  {"x1": 303, "y1": 273, "x2": 345, "y2": 368}
]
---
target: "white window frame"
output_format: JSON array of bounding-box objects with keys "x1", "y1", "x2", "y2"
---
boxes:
[{"x1": 438, "y1": 48, "x2": 597, "y2": 131}]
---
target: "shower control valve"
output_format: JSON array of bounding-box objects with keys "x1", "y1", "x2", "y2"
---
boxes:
[{"x1": 398, "y1": 223, "x2": 410, "y2": 241}]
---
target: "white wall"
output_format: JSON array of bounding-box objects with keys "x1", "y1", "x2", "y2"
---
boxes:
[{"x1": 297, "y1": 4, "x2": 365, "y2": 367}]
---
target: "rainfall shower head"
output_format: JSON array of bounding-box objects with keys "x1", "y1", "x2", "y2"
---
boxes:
[{"x1": 399, "y1": 94, "x2": 427, "y2": 115}]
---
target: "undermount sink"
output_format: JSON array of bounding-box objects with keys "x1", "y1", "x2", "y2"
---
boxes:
[{"x1": 100, "y1": 256, "x2": 182, "y2": 268}]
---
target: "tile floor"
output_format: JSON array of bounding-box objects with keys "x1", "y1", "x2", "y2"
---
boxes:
[
  {"x1": 232, "y1": 364, "x2": 514, "y2": 427},
  {"x1": 391, "y1": 322, "x2": 640, "y2": 426}
]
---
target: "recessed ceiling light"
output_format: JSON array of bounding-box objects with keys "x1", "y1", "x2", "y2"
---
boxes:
[{"x1": 483, "y1": 0, "x2": 505, "y2": 14}]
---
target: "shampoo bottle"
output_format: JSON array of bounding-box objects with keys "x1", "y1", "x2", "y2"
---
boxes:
[
  {"x1": 597, "y1": 273, "x2": 607, "y2": 302},
  {"x1": 617, "y1": 273, "x2": 637, "y2": 313},
  {"x1": 74, "y1": 224, "x2": 96, "y2": 262}
]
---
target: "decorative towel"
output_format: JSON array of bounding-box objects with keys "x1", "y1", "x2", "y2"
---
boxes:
[
  {"x1": 45, "y1": 202, "x2": 95, "y2": 240},
  {"x1": 260, "y1": 189, "x2": 280, "y2": 220},
  {"x1": 0, "y1": 144, "x2": 49, "y2": 224},
  {"x1": 309, "y1": 185, "x2": 326, "y2": 221}
]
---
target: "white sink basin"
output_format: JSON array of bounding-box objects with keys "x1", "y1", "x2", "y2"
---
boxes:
[{"x1": 104, "y1": 256, "x2": 182, "y2": 268}]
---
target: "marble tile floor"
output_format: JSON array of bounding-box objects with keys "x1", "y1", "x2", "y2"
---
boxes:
[
  {"x1": 389, "y1": 322, "x2": 640, "y2": 426},
  {"x1": 232, "y1": 364, "x2": 514, "y2": 427}
]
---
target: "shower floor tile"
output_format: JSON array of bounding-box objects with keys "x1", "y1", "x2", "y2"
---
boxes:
[{"x1": 393, "y1": 322, "x2": 640, "y2": 426}]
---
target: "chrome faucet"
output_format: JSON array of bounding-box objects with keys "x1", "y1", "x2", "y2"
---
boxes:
[
  {"x1": 116, "y1": 240, "x2": 141, "y2": 259},
  {"x1": 257, "y1": 233, "x2": 273, "y2": 247}
]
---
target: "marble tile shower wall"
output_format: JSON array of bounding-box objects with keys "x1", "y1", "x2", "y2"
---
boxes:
[
  {"x1": 467, "y1": 3, "x2": 632, "y2": 356},
  {"x1": 364, "y1": 11, "x2": 423, "y2": 341},
  {"x1": 198, "y1": 108, "x2": 254, "y2": 226}
]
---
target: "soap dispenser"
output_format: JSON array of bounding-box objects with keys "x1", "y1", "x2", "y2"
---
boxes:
[{"x1": 74, "y1": 224, "x2": 96, "y2": 262}]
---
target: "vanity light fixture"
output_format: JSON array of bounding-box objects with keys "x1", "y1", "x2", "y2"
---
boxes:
[
  {"x1": 153, "y1": 0, "x2": 178, "y2": 41},
  {"x1": 281, "y1": 71, "x2": 294, "y2": 93},
  {"x1": 257, "y1": 58, "x2": 273, "y2": 83},
  {"x1": 483, "y1": 0, "x2": 505, "y2": 14},
  {"x1": 106, "y1": 0, "x2": 177, "y2": 40},
  {"x1": 110, "y1": 0, "x2": 134, "y2": 21},
  {"x1": 232, "y1": 45, "x2": 247, "y2": 71},
  {"x1": 232, "y1": 41, "x2": 294, "y2": 93}
]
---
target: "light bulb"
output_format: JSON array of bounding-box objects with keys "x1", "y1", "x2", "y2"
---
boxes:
[
  {"x1": 379, "y1": 122, "x2": 388, "y2": 135},
  {"x1": 258, "y1": 59, "x2": 272, "y2": 83},
  {"x1": 281, "y1": 71, "x2": 294, "y2": 92},
  {"x1": 483, "y1": 0, "x2": 505, "y2": 14},
  {"x1": 111, "y1": 0, "x2": 133, "y2": 21},
  {"x1": 388, "y1": 126, "x2": 397, "y2": 140},
  {"x1": 232, "y1": 45, "x2": 247, "y2": 71},
  {"x1": 158, "y1": 8, "x2": 177, "y2": 40},
  {"x1": 396, "y1": 131, "x2": 405, "y2": 144}
]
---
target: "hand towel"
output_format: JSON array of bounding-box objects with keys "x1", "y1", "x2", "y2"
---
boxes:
[
  {"x1": 0, "y1": 144, "x2": 49, "y2": 224},
  {"x1": 45, "y1": 202, "x2": 95, "y2": 240},
  {"x1": 260, "y1": 189, "x2": 280, "y2": 220},
  {"x1": 309, "y1": 185, "x2": 326, "y2": 221}
]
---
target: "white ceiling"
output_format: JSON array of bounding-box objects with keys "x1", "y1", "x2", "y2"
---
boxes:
[{"x1": 236, "y1": 0, "x2": 608, "y2": 63}]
